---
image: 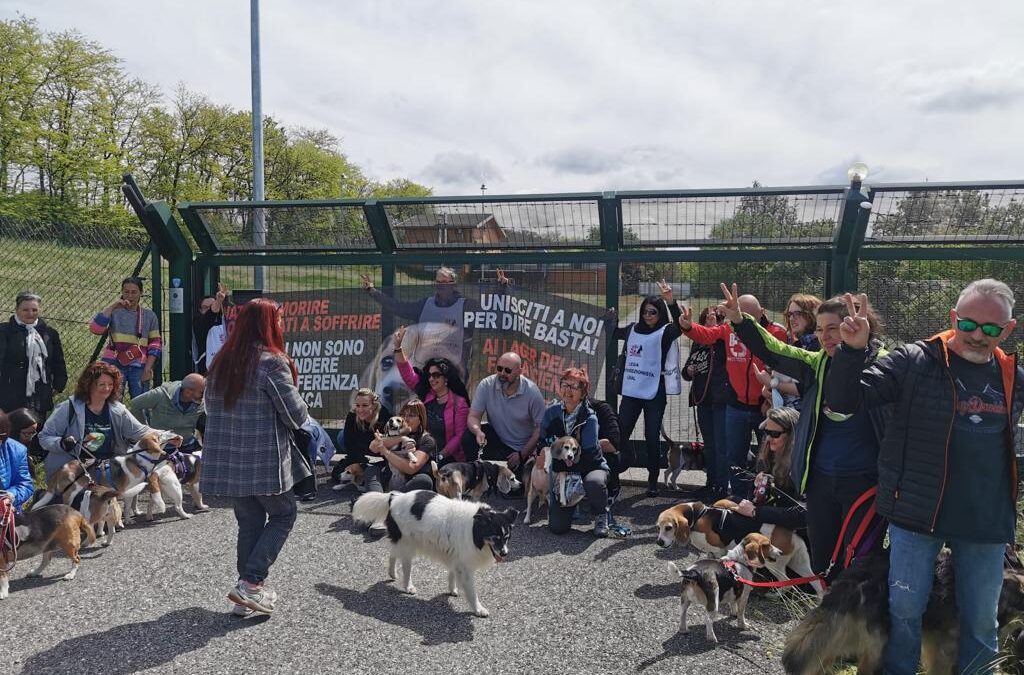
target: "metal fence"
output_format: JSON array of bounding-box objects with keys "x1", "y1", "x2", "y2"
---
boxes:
[
  {"x1": 0, "y1": 215, "x2": 154, "y2": 392},
  {"x1": 136, "y1": 180, "x2": 1024, "y2": 464}
]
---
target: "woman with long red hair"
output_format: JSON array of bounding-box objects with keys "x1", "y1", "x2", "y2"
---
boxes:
[{"x1": 202, "y1": 298, "x2": 308, "y2": 617}]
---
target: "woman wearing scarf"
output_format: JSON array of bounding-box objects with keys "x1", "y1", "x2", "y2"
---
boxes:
[{"x1": 0, "y1": 292, "x2": 68, "y2": 418}]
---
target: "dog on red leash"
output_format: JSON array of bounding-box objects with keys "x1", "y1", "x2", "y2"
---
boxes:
[{"x1": 1, "y1": 501, "x2": 96, "y2": 600}]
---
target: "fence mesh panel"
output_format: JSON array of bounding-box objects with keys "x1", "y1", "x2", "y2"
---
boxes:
[
  {"x1": 867, "y1": 186, "x2": 1024, "y2": 243},
  {"x1": 193, "y1": 204, "x2": 375, "y2": 251},
  {"x1": 0, "y1": 216, "x2": 152, "y2": 388}
]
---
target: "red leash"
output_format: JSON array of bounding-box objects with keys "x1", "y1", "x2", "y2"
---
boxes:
[
  {"x1": 0, "y1": 495, "x2": 17, "y2": 573},
  {"x1": 722, "y1": 560, "x2": 825, "y2": 590}
]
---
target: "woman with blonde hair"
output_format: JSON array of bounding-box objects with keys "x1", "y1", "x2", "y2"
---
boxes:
[{"x1": 331, "y1": 388, "x2": 391, "y2": 483}]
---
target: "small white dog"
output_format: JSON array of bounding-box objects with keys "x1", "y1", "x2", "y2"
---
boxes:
[{"x1": 353, "y1": 490, "x2": 518, "y2": 617}]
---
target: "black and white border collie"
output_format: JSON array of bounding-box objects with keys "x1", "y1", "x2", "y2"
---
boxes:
[{"x1": 352, "y1": 490, "x2": 518, "y2": 617}]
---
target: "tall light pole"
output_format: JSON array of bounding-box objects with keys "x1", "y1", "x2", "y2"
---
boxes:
[{"x1": 251, "y1": 0, "x2": 266, "y2": 290}]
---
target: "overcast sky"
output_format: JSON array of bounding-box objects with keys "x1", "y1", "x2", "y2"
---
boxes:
[{"x1": 5, "y1": 1, "x2": 1024, "y2": 195}]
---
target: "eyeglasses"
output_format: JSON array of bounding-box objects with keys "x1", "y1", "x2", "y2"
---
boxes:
[
  {"x1": 559, "y1": 381, "x2": 582, "y2": 391},
  {"x1": 495, "y1": 365, "x2": 514, "y2": 374},
  {"x1": 955, "y1": 315, "x2": 1006, "y2": 338},
  {"x1": 784, "y1": 310, "x2": 809, "y2": 319},
  {"x1": 641, "y1": 308, "x2": 660, "y2": 316},
  {"x1": 427, "y1": 371, "x2": 445, "y2": 379},
  {"x1": 763, "y1": 429, "x2": 787, "y2": 439}
]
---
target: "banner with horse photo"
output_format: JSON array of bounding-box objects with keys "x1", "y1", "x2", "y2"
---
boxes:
[{"x1": 226, "y1": 285, "x2": 609, "y2": 425}]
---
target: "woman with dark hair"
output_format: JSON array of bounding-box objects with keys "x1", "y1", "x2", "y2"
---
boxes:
[
  {"x1": 720, "y1": 284, "x2": 889, "y2": 577},
  {"x1": 202, "y1": 298, "x2": 309, "y2": 617},
  {"x1": 392, "y1": 325, "x2": 470, "y2": 464},
  {"x1": 682, "y1": 307, "x2": 731, "y2": 500},
  {"x1": 0, "y1": 291, "x2": 67, "y2": 416},
  {"x1": 89, "y1": 277, "x2": 161, "y2": 398},
  {"x1": 606, "y1": 281, "x2": 685, "y2": 496},
  {"x1": 7, "y1": 408, "x2": 44, "y2": 463},
  {"x1": 0, "y1": 410, "x2": 34, "y2": 513},
  {"x1": 39, "y1": 362, "x2": 153, "y2": 480}
]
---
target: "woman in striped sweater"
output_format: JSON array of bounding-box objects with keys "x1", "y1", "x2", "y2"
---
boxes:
[{"x1": 89, "y1": 277, "x2": 161, "y2": 399}]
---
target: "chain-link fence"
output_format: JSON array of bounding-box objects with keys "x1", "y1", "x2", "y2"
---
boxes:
[{"x1": 0, "y1": 215, "x2": 153, "y2": 391}]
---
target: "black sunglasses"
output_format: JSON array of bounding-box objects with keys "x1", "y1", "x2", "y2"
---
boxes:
[
  {"x1": 956, "y1": 316, "x2": 1005, "y2": 338},
  {"x1": 763, "y1": 429, "x2": 788, "y2": 439},
  {"x1": 495, "y1": 365, "x2": 514, "y2": 374},
  {"x1": 427, "y1": 370, "x2": 445, "y2": 379},
  {"x1": 641, "y1": 308, "x2": 660, "y2": 316}
]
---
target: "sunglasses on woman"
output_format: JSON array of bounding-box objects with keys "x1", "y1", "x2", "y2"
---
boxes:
[
  {"x1": 763, "y1": 429, "x2": 787, "y2": 439},
  {"x1": 427, "y1": 370, "x2": 445, "y2": 379},
  {"x1": 955, "y1": 316, "x2": 1006, "y2": 338},
  {"x1": 641, "y1": 308, "x2": 660, "y2": 316}
]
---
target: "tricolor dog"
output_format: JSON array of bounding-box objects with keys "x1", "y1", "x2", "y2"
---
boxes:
[
  {"x1": 332, "y1": 462, "x2": 368, "y2": 492},
  {"x1": 656, "y1": 501, "x2": 823, "y2": 597},
  {"x1": 435, "y1": 460, "x2": 521, "y2": 501},
  {"x1": 1, "y1": 504, "x2": 96, "y2": 599},
  {"x1": 667, "y1": 533, "x2": 780, "y2": 643},
  {"x1": 352, "y1": 490, "x2": 518, "y2": 617},
  {"x1": 381, "y1": 416, "x2": 418, "y2": 491},
  {"x1": 547, "y1": 436, "x2": 585, "y2": 508},
  {"x1": 523, "y1": 447, "x2": 551, "y2": 523}
]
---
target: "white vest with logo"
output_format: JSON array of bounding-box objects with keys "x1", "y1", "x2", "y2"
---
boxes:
[
  {"x1": 417, "y1": 296, "x2": 466, "y2": 363},
  {"x1": 622, "y1": 325, "x2": 681, "y2": 400}
]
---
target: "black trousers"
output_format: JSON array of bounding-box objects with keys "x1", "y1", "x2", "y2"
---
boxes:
[
  {"x1": 616, "y1": 391, "x2": 667, "y2": 482},
  {"x1": 805, "y1": 469, "x2": 879, "y2": 578}
]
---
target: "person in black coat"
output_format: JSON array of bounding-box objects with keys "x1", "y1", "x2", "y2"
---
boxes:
[{"x1": 0, "y1": 292, "x2": 67, "y2": 417}]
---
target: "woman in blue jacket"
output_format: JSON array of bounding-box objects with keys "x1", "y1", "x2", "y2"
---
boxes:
[{"x1": 0, "y1": 410, "x2": 34, "y2": 513}]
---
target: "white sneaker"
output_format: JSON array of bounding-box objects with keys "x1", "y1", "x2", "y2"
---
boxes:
[
  {"x1": 227, "y1": 580, "x2": 277, "y2": 614},
  {"x1": 231, "y1": 602, "x2": 254, "y2": 617}
]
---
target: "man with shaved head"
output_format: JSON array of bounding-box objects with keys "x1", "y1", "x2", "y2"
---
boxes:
[
  {"x1": 463, "y1": 351, "x2": 545, "y2": 471},
  {"x1": 129, "y1": 373, "x2": 206, "y2": 444},
  {"x1": 681, "y1": 289, "x2": 788, "y2": 498}
]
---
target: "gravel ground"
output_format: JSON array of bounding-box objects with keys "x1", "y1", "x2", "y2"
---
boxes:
[{"x1": 2, "y1": 470, "x2": 802, "y2": 675}]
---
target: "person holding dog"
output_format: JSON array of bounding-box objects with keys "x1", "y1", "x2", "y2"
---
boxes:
[
  {"x1": 731, "y1": 406, "x2": 807, "y2": 533},
  {"x1": 367, "y1": 399, "x2": 438, "y2": 494},
  {"x1": 203, "y1": 298, "x2": 309, "y2": 617},
  {"x1": 39, "y1": 362, "x2": 155, "y2": 479},
  {"x1": 89, "y1": 277, "x2": 161, "y2": 398},
  {"x1": 0, "y1": 411, "x2": 34, "y2": 513},
  {"x1": 331, "y1": 388, "x2": 391, "y2": 483},
  {"x1": 393, "y1": 326, "x2": 470, "y2": 464},
  {"x1": 824, "y1": 279, "x2": 1024, "y2": 675},
  {"x1": 541, "y1": 368, "x2": 610, "y2": 537},
  {"x1": 0, "y1": 291, "x2": 68, "y2": 418}
]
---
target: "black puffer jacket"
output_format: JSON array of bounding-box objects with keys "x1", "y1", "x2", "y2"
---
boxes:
[{"x1": 825, "y1": 330, "x2": 1024, "y2": 534}]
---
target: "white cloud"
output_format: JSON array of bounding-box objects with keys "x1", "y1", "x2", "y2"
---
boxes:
[{"x1": 5, "y1": 0, "x2": 1024, "y2": 194}]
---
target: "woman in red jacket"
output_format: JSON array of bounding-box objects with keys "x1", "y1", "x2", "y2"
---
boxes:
[{"x1": 392, "y1": 325, "x2": 470, "y2": 464}]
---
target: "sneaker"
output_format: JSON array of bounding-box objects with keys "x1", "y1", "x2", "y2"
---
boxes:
[
  {"x1": 227, "y1": 580, "x2": 277, "y2": 614},
  {"x1": 593, "y1": 513, "x2": 609, "y2": 538},
  {"x1": 231, "y1": 603, "x2": 254, "y2": 617}
]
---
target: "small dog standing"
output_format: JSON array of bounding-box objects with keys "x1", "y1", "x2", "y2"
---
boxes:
[
  {"x1": 667, "y1": 533, "x2": 780, "y2": 643},
  {"x1": 1, "y1": 503, "x2": 96, "y2": 599},
  {"x1": 353, "y1": 490, "x2": 518, "y2": 617},
  {"x1": 523, "y1": 447, "x2": 551, "y2": 523}
]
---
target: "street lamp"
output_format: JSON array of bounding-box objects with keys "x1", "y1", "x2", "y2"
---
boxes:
[
  {"x1": 480, "y1": 183, "x2": 487, "y2": 196},
  {"x1": 847, "y1": 162, "x2": 869, "y2": 189}
]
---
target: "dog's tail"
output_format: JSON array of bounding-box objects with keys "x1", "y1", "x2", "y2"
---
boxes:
[
  {"x1": 781, "y1": 604, "x2": 849, "y2": 675},
  {"x1": 75, "y1": 513, "x2": 97, "y2": 546},
  {"x1": 352, "y1": 492, "x2": 391, "y2": 526}
]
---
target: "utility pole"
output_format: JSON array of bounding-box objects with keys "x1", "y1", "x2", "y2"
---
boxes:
[{"x1": 251, "y1": 0, "x2": 266, "y2": 290}]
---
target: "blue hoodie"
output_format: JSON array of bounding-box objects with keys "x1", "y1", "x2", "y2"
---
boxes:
[{"x1": 0, "y1": 439, "x2": 34, "y2": 512}]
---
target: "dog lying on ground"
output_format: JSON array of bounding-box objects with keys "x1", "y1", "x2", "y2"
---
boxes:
[
  {"x1": 782, "y1": 549, "x2": 1024, "y2": 675},
  {"x1": 523, "y1": 447, "x2": 551, "y2": 523},
  {"x1": 333, "y1": 462, "x2": 368, "y2": 492},
  {"x1": 434, "y1": 460, "x2": 521, "y2": 501},
  {"x1": 35, "y1": 430, "x2": 192, "y2": 524},
  {"x1": 1, "y1": 504, "x2": 96, "y2": 599},
  {"x1": 352, "y1": 490, "x2": 518, "y2": 617},
  {"x1": 667, "y1": 532, "x2": 780, "y2": 643},
  {"x1": 656, "y1": 501, "x2": 823, "y2": 597}
]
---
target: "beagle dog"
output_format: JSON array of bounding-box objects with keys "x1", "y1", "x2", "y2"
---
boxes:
[
  {"x1": 656, "y1": 501, "x2": 823, "y2": 597},
  {"x1": 1, "y1": 504, "x2": 96, "y2": 599},
  {"x1": 523, "y1": 447, "x2": 551, "y2": 523},
  {"x1": 434, "y1": 460, "x2": 521, "y2": 501}
]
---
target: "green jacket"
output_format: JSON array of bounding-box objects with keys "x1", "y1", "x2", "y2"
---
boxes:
[
  {"x1": 732, "y1": 315, "x2": 889, "y2": 494},
  {"x1": 129, "y1": 381, "x2": 205, "y2": 442}
]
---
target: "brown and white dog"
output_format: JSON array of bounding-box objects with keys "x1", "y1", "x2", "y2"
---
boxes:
[
  {"x1": 656, "y1": 501, "x2": 823, "y2": 597},
  {"x1": 548, "y1": 436, "x2": 585, "y2": 508},
  {"x1": 65, "y1": 484, "x2": 121, "y2": 547},
  {"x1": 36, "y1": 430, "x2": 192, "y2": 524},
  {"x1": 782, "y1": 549, "x2": 1024, "y2": 675},
  {"x1": 1, "y1": 504, "x2": 96, "y2": 599},
  {"x1": 523, "y1": 447, "x2": 551, "y2": 523},
  {"x1": 332, "y1": 462, "x2": 368, "y2": 492},
  {"x1": 381, "y1": 416, "x2": 419, "y2": 491},
  {"x1": 435, "y1": 460, "x2": 521, "y2": 501},
  {"x1": 666, "y1": 533, "x2": 780, "y2": 643}
]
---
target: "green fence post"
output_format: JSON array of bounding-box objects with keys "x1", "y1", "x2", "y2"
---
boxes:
[
  {"x1": 830, "y1": 180, "x2": 871, "y2": 296},
  {"x1": 142, "y1": 202, "x2": 195, "y2": 381},
  {"x1": 600, "y1": 193, "x2": 621, "y2": 403},
  {"x1": 364, "y1": 200, "x2": 396, "y2": 336}
]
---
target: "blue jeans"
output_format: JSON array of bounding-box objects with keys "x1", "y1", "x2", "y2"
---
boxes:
[
  {"x1": 723, "y1": 403, "x2": 763, "y2": 495},
  {"x1": 233, "y1": 493, "x2": 298, "y2": 584},
  {"x1": 884, "y1": 525, "x2": 1005, "y2": 675},
  {"x1": 696, "y1": 404, "x2": 727, "y2": 491},
  {"x1": 109, "y1": 361, "x2": 149, "y2": 399}
]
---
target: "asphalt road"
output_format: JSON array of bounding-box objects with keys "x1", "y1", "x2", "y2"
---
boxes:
[{"x1": 1, "y1": 470, "x2": 802, "y2": 675}]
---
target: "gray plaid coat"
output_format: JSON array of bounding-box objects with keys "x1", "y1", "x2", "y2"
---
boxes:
[{"x1": 200, "y1": 350, "x2": 309, "y2": 497}]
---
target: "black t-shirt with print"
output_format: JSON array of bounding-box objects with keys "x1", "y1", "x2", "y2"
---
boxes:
[
  {"x1": 425, "y1": 398, "x2": 446, "y2": 445},
  {"x1": 84, "y1": 405, "x2": 114, "y2": 460},
  {"x1": 933, "y1": 351, "x2": 1014, "y2": 543}
]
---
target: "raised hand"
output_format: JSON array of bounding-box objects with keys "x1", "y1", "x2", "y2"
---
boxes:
[
  {"x1": 360, "y1": 273, "x2": 374, "y2": 290},
  {"x1": 678, "y1": 304, "x2": 693, "y2": 330},
  {"x1": 718, "y1": 282, "x2": 743, "y2": 324},
  {"x1": 839, "y1": 293, "x2": 872, "y2": 350},
  {"x1": 657, "y1": 279, "x2": 674, "y2": 304},
  {"x1": 496, "y1": 268, "x2": 510, "y2": 286},
  {"x1": 393, "y1": 325, "x2": 406, "y2": 351}
]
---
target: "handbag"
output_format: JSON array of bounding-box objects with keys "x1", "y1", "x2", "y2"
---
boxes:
[
  {"x1": 289, "y1": 426, "x2": 317, "y2": 499},
  {"x1": 113, "y1": 306, "x2": 145, "y2": 366}
]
